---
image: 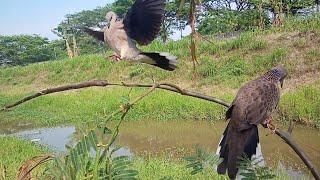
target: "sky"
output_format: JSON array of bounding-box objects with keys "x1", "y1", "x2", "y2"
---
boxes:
[
  {"x1": 0, "y1": 0, "x2": 113, "y2": 40},
  {"x1": 0, "y1": 0, "x2": 190, "y2": 40}
]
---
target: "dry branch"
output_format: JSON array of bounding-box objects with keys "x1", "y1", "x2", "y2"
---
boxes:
[
  {"x1": 1, "y1": 80, "x2": 229, "y2": 111},
  {"x1": 275, "y1": 130, "x2": 320, "y2": 180},
  {"x1": 1, "y1": 79, "x2": 319, "y2": 179},
  {"x1": 18, "y1": 154, "x2": 54, "y2": 180}
]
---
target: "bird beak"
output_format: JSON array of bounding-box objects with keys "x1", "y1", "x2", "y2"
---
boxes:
[{"x1": 280, "y1": 80, "x2": 284, "y2": 88}]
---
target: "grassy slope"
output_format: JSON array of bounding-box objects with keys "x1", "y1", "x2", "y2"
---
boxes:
[{"x1": 1, "y1": 16, "x2": 320, "y2": 128}]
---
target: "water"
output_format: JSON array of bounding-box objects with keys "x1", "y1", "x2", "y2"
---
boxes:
[{"x1": 1, "y1": 120, "x2": 319, "y2": 178}]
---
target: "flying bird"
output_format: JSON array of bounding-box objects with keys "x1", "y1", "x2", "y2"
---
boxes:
[
  {"x1": 83, "y1": 0, "x2": 177, "y2": 71},
  {"x1": 216, "y1": 66, "x2": 288, "y2": 179}
]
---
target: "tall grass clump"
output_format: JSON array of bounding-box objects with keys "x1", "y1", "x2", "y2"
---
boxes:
[
  {"x1": 247, "y1": 39, "x2": 268, "y2": 51},
  {"x1": 305, "y1": 48, "x2": 320, "y2": 70},
  {"x1": 280, "y1": 82, "x2": 320, "y2": 128},
  {"x1": 224, "y1": 32, "x2": 255, "y2": 51},
  {"x1": 215, "y1": 56, "x2": 250, "y2": 88},
  {"x1": 252, "y1": 47, "x2": 287, "y2": 73},
  {"x1": 197, "y1": 57, "x2": 218, "y2": 78}
]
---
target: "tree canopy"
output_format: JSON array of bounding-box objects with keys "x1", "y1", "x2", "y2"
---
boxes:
[{"x1": 0, "y1": 35, "x2": 66, "y2": 66}]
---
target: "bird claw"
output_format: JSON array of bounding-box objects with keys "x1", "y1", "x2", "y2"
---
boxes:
[
  {"x1": 108, "y1": 55, "x2": 121, "y2": 61},
  {"x1": 267, "y1": 123, "x2": 276, "y2": 135}
]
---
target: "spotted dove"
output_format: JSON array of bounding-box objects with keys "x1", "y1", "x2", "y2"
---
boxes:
[
  {"x1": 216, "y1": 66, "x2": 288, "y2": 179},
  {"x1": 83, "y1": 0, "x2": 177, "y2": 71}
]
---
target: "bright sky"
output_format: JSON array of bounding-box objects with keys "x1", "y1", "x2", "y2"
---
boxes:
[
  {"x1": 0, "y1": 0, "x2": 190, "y2": 41},
  {"x1": 0, "y1": 0, "x2": 113, "y2": 40}
]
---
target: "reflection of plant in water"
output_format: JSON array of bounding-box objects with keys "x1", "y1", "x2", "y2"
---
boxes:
[{"x1": 18, "y1": 84, "x2": 159, "y2": 180}]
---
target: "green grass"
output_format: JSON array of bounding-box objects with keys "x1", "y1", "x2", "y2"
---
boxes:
[
  {"x1": 0, "y1": 87, "x2": 226, "y2": 126},
  {"x1": 133, "y1": 157, "x2": 227, "y2": 180},
  {"x1": 0, "y1": 136, "x2": 299, "y2": 180},
  {"x1": 0, "y1": 136, "x2": 48, "y2": 179},
  {"x1": 1, "y1": 16, "x2": 320, "y2": 128},
  {"x1": 280, "y1": 81, "x2": 320, "y2": 128}
]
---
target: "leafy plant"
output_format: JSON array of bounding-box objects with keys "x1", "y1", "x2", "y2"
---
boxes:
[
  {"x1": 184, "y1": 146, "x2": 221, "y2": 175},
  {"x1": 184, "y1": 147, "x2": 276, "y2": 179},
  {"x1": 18, "y1": 86, "x2": 160, "y2": 179},
  {"x1": 237, "y1": 156, "x2": 276, "y2": 180}
]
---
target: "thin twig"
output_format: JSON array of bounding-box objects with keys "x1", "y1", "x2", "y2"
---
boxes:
[{"x1": 99, "y1": 84, "x2": 159, "y2": 163}]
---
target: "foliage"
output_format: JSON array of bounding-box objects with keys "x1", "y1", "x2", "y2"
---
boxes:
[
  {"x1": 0, "y1": 35, "x2": 62, "y2": 66},
  {"x1": 184, "y1": 148, "x2": 276, "y2": 179},
  {"x1": 46, "y1": 128, "x2": 138, "y2": 179},
  {"x1": 184, "y1": 147, "x2": 221, "y2": 175},
  {"x1": 280, "y1": 81, "x2": 320, "y2": 128},
  {"x1": 111, "y1": 0, "x2": 134, "y2": 17},
  {"x1": 198, "y1": 0, "x2": 317, "y2": 35},
  {"x1": 55, "y1": 6, "x2": 110, "y2": 55},
  {"x1": 20, "y1": 90, "x2": 145, "y2": 179},
  {"x1": 198, "y1": 8, "x2": 269, "y2": 35},
  {"x1": 237, "y1": 156, "x2": 276, "y2": 180}
]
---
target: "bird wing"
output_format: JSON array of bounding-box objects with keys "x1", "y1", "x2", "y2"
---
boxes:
[
  {"x1": 123, "y1": 0, "x2": 165, "y2": 45},
  {"x1": 83, "y1": 27, "x2": 105, "y2": 42},
  {"x1": 236, "y1": 80, "x2": 278, "y2": 130}
]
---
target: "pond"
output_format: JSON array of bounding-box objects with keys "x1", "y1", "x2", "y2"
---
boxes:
[{"x1": 1, "y1": 120, "x2": 319, "y2": 179}]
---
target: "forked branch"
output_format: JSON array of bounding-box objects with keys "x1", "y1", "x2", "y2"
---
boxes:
[{"x1": 1, "y1": 80, "x2": 229, "y2": 111}]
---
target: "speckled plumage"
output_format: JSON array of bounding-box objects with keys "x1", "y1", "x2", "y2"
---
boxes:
[{"x1": 217, "y1": 67, "x2": 288, "y2": 179}]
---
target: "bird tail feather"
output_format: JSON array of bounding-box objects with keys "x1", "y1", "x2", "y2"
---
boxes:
[
  {"x1": 138, "y1": 52, "x2": 177, "y2": 71},
  {"x1": 216, "y1": 124, "x2": 264, "y2": 179}
]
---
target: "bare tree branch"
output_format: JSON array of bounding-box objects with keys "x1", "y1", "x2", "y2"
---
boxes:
[
  {"x1": 1, "y1": 80, "x2": 230, "y2": 111},
  {"x1": 1, "y1": 79, "x2": 319, "y2": 179},
  {"x1": 1, "y1": 80, "x2": 109, "y2": 111},
  {"x1": 275, "y1": 130, "x2": 320, "y2": 180}
]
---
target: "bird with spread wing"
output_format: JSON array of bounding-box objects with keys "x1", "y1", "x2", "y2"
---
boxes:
[
  {"x1": 83, "y1": 0, "x2": 177, "y2": 71},
  {"x1": 216, "y1": 66, "x2": 288, "y2": 179}
]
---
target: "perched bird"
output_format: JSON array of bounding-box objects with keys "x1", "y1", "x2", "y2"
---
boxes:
[
  {"x1": 83, "y1": 0, "x2": 177, "y2": 71},
  {"x1": 216, "y1": 66, "x2": 288, "y2": 179}
]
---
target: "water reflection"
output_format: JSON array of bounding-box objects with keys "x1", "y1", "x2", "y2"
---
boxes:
[
  {"x1": 1, "y1": 120, "x2": 319, "y2": 179},
  {"x1": 14, "y1": 126, "x2": 75, "y2": 152}
]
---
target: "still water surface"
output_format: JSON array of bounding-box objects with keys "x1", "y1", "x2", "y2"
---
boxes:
[{"x1": 1, "y1": 120, "x2": 319, "y2": 179}]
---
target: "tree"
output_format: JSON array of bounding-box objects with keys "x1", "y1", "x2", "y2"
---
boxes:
[
  {"x1": 111, "y1": 0, "x2": 134, "y2": 17},
  {"x1": 198, "y1": 0, "x2": 269, "y2": 34},
  {"x1": 55, "y1": 6, "x2": 111, "y2": 56},
  {"x1": 0, "y1": 35, "x2": 58, "y2": 66}
]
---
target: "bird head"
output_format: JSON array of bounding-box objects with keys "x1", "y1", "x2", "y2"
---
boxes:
[
  {"x1": 270, "y1": 66, "x2": 288, "y2": 88},
  {"x1": 106, "y1": 11, "x2": 117, "y2": 24}
]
